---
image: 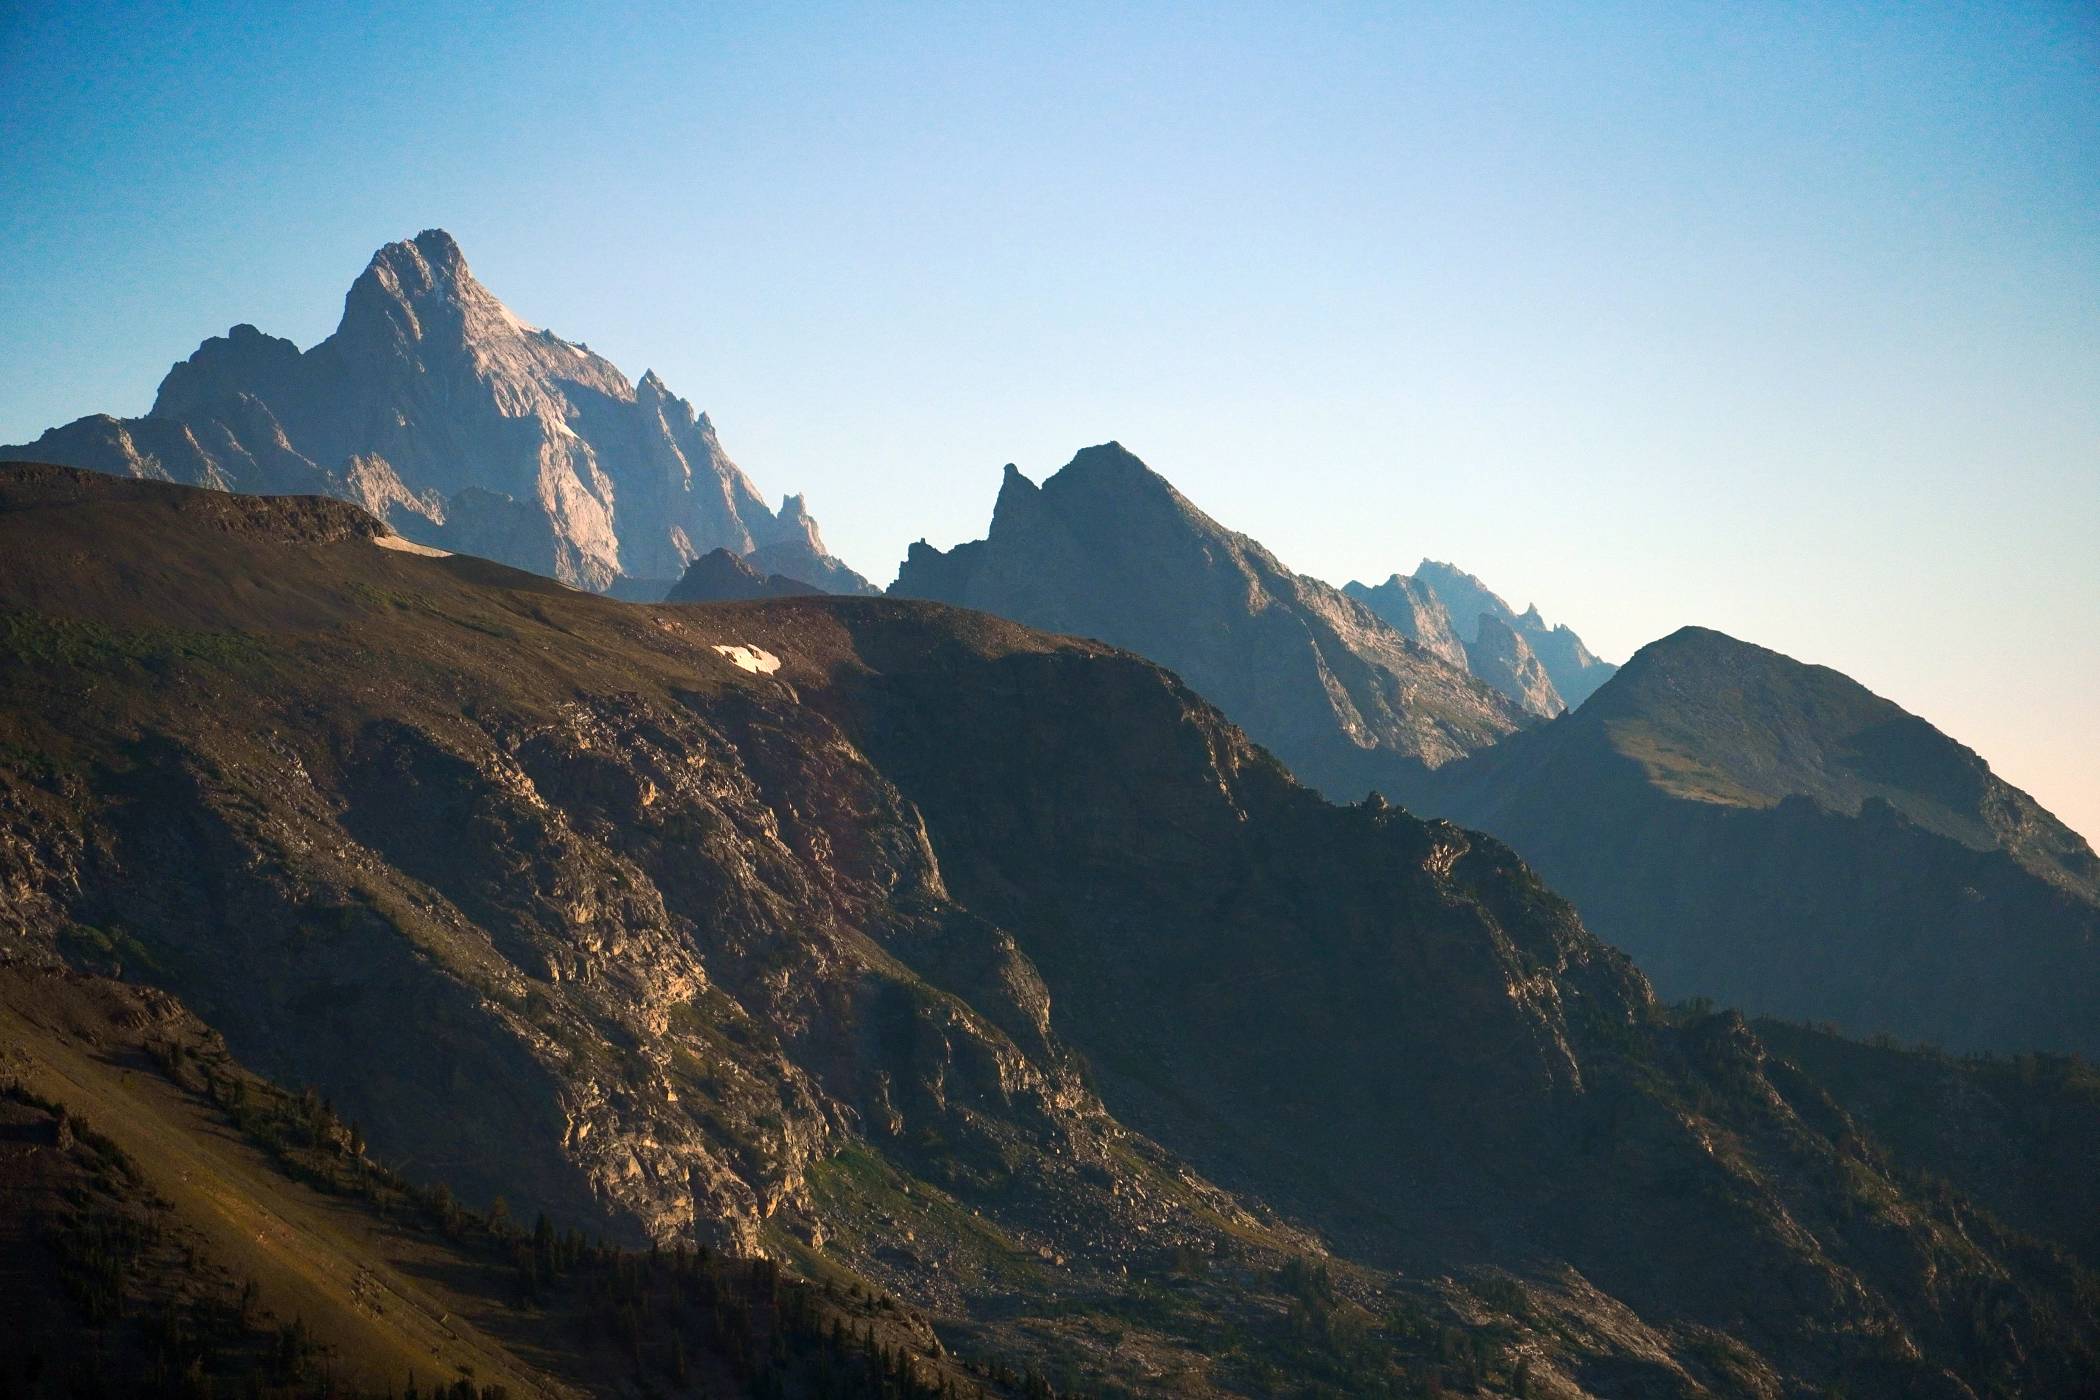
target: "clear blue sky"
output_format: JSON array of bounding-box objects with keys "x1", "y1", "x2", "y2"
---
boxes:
[{"x1": 4, "y1": 1, "x2": 2097, "y2": 839}]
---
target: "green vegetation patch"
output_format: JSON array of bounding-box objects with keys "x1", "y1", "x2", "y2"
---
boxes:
[{"x1": 1605, "y1": 718, "x2": 1773, "y2": 807}]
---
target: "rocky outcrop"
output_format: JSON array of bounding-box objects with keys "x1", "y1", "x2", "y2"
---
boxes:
[
  {"x1": 890, "y1": 445, "x2": 1530, "y2": 802},
  {"x1": 0, "y1": 230, "x2": 855, "y2": 594},
  {"x1": 1423, "y1": 625, "x2": 2100, "y2": 1055}
]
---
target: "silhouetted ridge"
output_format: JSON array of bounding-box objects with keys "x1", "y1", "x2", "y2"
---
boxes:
[{"x1": 893, "y1": 444, "x2": 1531, "y2": 800}]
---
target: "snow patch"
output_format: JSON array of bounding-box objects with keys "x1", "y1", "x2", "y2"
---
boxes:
[
  {"x1": 374, "y1": 535, "x2": 453, "y2": 558},
  {"x1": 713, "y1": 644, "x2": 781, "y2": 675}
]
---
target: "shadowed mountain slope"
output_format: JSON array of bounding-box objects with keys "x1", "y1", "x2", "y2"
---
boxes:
[
  {"x1": 2, "y1": 466, "x2": 2096, "y2": 1396},
  {"x1": 889, "y1": 444, "x2": 1530, "y2": 802},
  {"x1": 0, "y1": 230, "x2": 856, "y2": 595},
  {"x1": 1422, "y1": 625, "x2": 2100, "y2": 1056}
]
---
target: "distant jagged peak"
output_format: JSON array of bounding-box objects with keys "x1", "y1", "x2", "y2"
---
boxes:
[
  {"x1": 1342, "y1": 573, "x2": 1468, "y2": 673},
  {"x1": 3, "y1": 228, "x2": 830, "y2": 596},
  {"x1": 774, "y1": 493, "x2": 826, "y2": 553},
  {"x1": 361, "y1": 228, "x2": 483, "y2": 306},
  {"x1": 1466, "y1": 612, "x2": 1565, "y2": 719},
  {"x1": 745, "y1": 494, "x2": 878, "y2": 596},
  {"x1": 1408, "y1": 557, "x2": 1616, "y2": 707}
]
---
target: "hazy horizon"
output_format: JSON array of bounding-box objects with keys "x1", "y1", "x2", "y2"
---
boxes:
[{"x1": 4, "y1": 1, "x2": 2095, "y2": 841}]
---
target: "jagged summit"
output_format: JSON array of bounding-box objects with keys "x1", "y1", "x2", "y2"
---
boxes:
[
  {"x1": 2, "y1": 229, "x2": 864, "y2": 595},
  {"x1": 894, "y1": 443, "x2": 1530, "y2": 800},
  {"x1": 1034, "y1": 441, "x2": 1192, "y2": 513},
  {"x1": 1408, "y1": 557, "x2": 1615, "y2": 707}
]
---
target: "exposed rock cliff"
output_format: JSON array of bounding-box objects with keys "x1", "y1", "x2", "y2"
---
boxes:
[
  {"x1": 0, "y1": 231, "x2": 855, "y2": 595},
  {"x1": 1339, "y1": 573, "x2": 1468, "y2": 670}
]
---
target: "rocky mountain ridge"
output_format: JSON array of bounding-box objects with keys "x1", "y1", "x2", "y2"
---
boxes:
[
  {"x1": 4, "y1": 464, "x2": 2097, "y2": 1393},
  {"x1": 0, "y1": 230, "x2": 863, "y2": 596},
  {"x1": 891, "y1": 445, "x2": 1533, "y2": 802}
]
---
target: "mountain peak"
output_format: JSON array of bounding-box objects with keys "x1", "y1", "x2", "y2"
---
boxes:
[
  {"x1": 1055, "y1": 440, "x2": 1153, "y2": 486},
  {"x1": 1036, "y1": 442, "x2": 1197, "y2": 525},
  {"x1": 1408, "y1": 561, "x2": 1618, "y2": 709},
  {"x1": 665, "y1": 546, "x2": 817, "y2": 602},
  {"x1": 342, "y1": 228, "x2": 533, "y2": 349},
  {"x1": 150, "y1": 322, "x2": 303, "y2": 420},
  {"x1": 410, "y1": 226, "x2": 465, "y2": 265},
  {"x1": 895, "y1": 446, "x2": 1529, "y2": 794},
  {"x1": 7, "y1": 230, "x2": 807, "y2": 592},
  {"x1": 366, "y1": 227, "x2": 470, "y2": 283},
  {"x1": 1616, "y1": 625, "x2": 1759, "y2": 680}
]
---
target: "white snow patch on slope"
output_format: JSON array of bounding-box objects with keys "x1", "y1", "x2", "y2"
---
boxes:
[
  {"x1": 713, "y1": 644, "x2": 781, "y2": 675},
  {"x1": 374, "y1": 535, "x2": 453, "y2": 558}
]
